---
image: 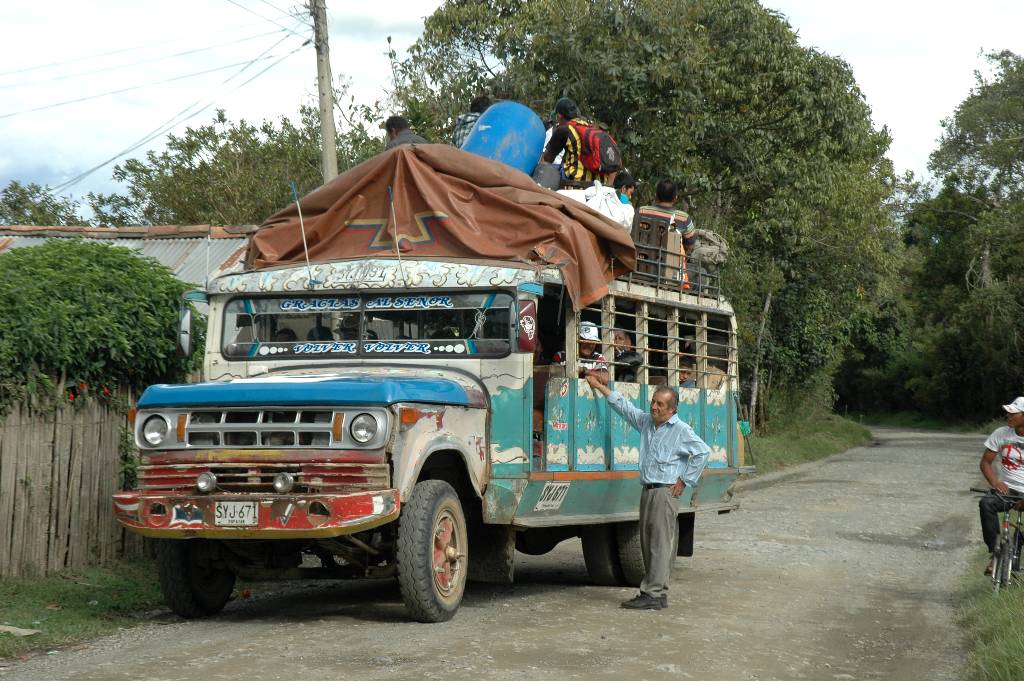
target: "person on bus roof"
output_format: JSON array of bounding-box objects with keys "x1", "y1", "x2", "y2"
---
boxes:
[
  {"x1": 541, "y1": 97, "x2": 615, "y2": 187},
  {"x1": 384, "y1": 115, "x2": 428, "y2": 149},
  {"x1": 636, "y1": 178, "x2": 697, "y2": 255}
]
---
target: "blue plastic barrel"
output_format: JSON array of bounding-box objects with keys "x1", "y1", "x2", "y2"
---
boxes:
[{"x1": 461, "y1": 101, "x2": 546, "y2": 177}]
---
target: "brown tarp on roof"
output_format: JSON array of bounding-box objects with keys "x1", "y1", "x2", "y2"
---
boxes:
[{"x1": 246, "y1": 144, "x2": 635, "y2": 308}]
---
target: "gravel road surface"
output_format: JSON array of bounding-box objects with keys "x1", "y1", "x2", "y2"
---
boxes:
[{"x1": 1, "y1": 427, "x2": 983, "y2": 681}]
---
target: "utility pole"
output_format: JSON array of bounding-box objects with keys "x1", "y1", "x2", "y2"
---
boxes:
[{"x1": 310, "y1": 0, "x2": 338, "y2": 183}]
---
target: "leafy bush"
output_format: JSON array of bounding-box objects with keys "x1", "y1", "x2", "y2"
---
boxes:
[{"x1": 0, "y1": 239, "x2": 201, "y2": 411}]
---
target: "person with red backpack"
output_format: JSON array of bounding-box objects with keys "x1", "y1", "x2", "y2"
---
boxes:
[{"x1": 541, "y1": 97, "x2": 622, "y2": 187}]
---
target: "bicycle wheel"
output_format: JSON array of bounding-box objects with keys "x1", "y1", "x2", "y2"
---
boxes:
[
  {"x1": 992, "y1": 541, "x2": 1005, "y2": 593},
  {"x1": 1013, "y1": 529, "x2": 1023, "y2": 573},
  {"x1": 995, "y1": 538, "x2": 1013, "y2": 592}
]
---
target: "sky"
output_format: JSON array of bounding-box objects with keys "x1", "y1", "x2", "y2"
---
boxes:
[{"x1": 1, "y1": 1, "x2": 1023, "y2": 214}]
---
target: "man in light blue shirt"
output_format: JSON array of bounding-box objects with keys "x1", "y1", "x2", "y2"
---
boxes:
[{"x1": 586, "y1": 372, "x2": 710, "y2": 610}]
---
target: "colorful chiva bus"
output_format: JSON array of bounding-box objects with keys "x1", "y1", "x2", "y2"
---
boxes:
[{"x1": 114, "y1": 257, "x2": 744, "y2": 622}]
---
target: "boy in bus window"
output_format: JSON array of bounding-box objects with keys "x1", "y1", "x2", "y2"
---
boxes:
[
  {"x1": 554, "y1": 321, "x2": 609, "y2": 383},
  {"x1": 679, "y1": 357, "x2": 697, "y2": 388}
]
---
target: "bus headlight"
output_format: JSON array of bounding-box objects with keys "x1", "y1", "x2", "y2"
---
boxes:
[
  {"x1": 142, "y1": 416, "x2": 170, "y2": 446},
  {"x1": 350, "y1": 413, "x2": 377, "y2": 443}
]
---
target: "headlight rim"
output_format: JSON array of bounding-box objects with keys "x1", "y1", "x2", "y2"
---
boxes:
[
  {"x1": 141, "y1": 415, "x2": 170, "y2": 447},
  {"x1": 349, "y1": 412, "x2": 378, "y2": 444}
]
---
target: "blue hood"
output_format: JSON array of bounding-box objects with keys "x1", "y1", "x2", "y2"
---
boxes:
[{"x1": 138, "y1": 374, "x2": 471, "y2": 409}]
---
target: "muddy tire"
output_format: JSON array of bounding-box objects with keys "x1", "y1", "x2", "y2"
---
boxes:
[
  {"x1": 396, "y1": 480, "x2": 468, "y2": 622},
  {"x1": 156, "y1": 539, "x2": 235, "y2": 618},
  {"x1": 616, "y1": 521, "x2": 646, "y2": 588},
  {"x1": 582, "y1": 524, "x2": 626, "y2": 586}
]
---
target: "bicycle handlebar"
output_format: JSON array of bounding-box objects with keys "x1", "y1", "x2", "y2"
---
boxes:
[{"x1": 973, "y1": 486, "x2": 1024, "y2": 509}]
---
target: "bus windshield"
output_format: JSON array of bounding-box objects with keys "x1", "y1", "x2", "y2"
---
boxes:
[{"x1": 222, "y1": 292, "x2": 513, "y2": 360}]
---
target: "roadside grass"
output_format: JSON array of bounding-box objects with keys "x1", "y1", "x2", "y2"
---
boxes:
[
  {"x1": 747, "y1": 413, "x2": 873, "y2": 473},
  {"x1": 959, "y1": 548, "x2": 1024, "y2": 681},
  {"x1": 0, "y1": 559, "x2": 162, "y2": 660},
  {"x1": 853, "y1": 411, "x2": 999, "y2": 434}
]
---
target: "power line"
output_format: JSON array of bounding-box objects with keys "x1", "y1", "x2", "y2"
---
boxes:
[
  {"x1": 0, "y1": 53, "x2": 301, "y2": 120},
  {"x1": 0, "y1": 28, "x2": 296, "y2": 90},
  {"x1": 0, "y1": 21, "x2": 272, "y2": 78},
  {"x1": 53, "y1": 29, "x2": 311, "y2": 193},
  {"x1": 253, "y1": 0, "x2": 310, "y2": 26},
  {"x1": 222, "y1": 0, "x2": 309, "y2": 37}
]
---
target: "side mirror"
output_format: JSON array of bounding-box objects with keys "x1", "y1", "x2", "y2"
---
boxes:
[
  {"x1": 517, "y1": 299, "x2": 537, "y2": 353},
  {"x1": 178, "y1": 305, "x2": 193, "y2": 358},
  {"x1": 177, "y1": 290, "x2": 206, "y2": 358}
]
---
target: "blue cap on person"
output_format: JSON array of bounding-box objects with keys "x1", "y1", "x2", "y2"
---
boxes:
[{"x1": 1002, "y1": 397, "x2": 1024, "y2": 413}]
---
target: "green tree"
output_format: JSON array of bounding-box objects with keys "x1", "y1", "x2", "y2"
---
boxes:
[
  {"x1": 0, "y1": 181, "x2": 83, "y2": 226},
  {"x1": 837, "y1": 51, "x2": 1024, "y2": 421},
  {"x1": 0, "y1": 240, "x2": 201, "y2": 412},
  {"x1": 401, "y1": 0, "x2": 900, "y2": 426}
]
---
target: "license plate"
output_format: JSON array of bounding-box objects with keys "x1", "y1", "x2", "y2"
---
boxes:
[{"x1": 215, "y1": 501, "x2": 258, "y2": 526}]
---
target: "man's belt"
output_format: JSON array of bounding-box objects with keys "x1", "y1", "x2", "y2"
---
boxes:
[{"x1": 643, "y1": 482, "x2": 671, "y2": 490}]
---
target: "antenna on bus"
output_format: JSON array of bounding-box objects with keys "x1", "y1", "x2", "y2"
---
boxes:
[
  {"x1": 387, "y1": 185, "x2": 409, "y2": 288},
  {"x1": 289, "y1": 180, "x2": 321, "y2": 289}
]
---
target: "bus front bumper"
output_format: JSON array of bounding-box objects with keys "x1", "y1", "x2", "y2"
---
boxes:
[{"x1": 112, "y1": 489, "x2": 400, "y2": 539}]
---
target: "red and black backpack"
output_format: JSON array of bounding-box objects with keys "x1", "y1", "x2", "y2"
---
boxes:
[{"x1": 567, "y1": 118, "x2": 622, "y2": 174}]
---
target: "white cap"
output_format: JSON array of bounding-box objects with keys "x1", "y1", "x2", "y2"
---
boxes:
[
  {"x1": 579, "y1": 321, "x2": 600, "y2": 342},
  {"x1": 1003, "y1": 397, "x2": 1024, "y2": 414}
]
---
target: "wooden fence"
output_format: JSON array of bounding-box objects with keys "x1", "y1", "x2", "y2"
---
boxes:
[{"x1": 0, "y1": 398, "x2": 146, "y2": 577}]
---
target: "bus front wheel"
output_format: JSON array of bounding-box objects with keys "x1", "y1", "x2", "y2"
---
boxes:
[
  {"x1": 396, "y1": 480, "x2": 468, "y2": 622},
  {"x1": 156, "y1": 539, "x2": 235, "y2": 618}
]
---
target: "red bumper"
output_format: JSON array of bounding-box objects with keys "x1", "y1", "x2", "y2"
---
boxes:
[{"x1": 112, "y1": 489, "x2": 400, "y2": 539}]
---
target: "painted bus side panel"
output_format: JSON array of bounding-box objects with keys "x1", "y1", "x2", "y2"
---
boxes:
[
  {"x1": 573, "y1": 379, "x2": 608, "y2": 470},
  {"x1": 609, "y1": 383, "x2": 644, "y2": 469},
  {"x1": 484, "y1": 353, "x2": 531, "y2": 473},
  {"x1": 690, "y1": 472, "x2": 734, "y2": 507},
  {"x1": 512, "y1": 472, "x2": 737, "y2": 523},
  {"x1": 702, "y1": 387, "x2": 732, "y2": 468},
  {"x1": 544, "y1": 378, "x2": 571, "y2": 471},
  {"x1": 516, "y1": 477, "x2": 651, "y2": 520}
]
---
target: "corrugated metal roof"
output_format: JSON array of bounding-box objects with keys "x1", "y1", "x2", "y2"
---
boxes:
[{"x1": 0, "y1": 231, "x2": 248, "y2": 286}]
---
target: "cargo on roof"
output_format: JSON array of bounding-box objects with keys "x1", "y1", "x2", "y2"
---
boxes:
[{"x1": 246, "y1": 144, "x2": 636, "y2": 309}]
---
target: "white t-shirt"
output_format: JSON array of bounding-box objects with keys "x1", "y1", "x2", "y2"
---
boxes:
[{"x1": 984, "y1": 426, "x2": 1024, "y2": 492}]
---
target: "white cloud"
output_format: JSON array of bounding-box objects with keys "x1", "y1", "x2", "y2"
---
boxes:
[
  {"x1": 765, "y1": 0, "x2": 1024, "y2": 180},
  {"x1": 2, "y1": 0, "x2": 1022, "y2": 210},
  {"x1": 0, "y1": 0, "x2": 443, "y2": 206}
]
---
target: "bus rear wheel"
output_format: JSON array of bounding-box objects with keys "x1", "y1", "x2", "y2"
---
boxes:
[
  {"x1": 582, "y1": 524, "x2": 626, "y2": 586},
  {"x1": 616, "y1": 521, "x2": 647, "y2": 587}
]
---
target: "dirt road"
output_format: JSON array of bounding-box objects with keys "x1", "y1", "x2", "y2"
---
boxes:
[{"x1": 2, "y1": 427, "x2": 983, "y2": 680}]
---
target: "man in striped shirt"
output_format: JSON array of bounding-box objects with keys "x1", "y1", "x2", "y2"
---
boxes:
[
  {"x1": 635, "y1": 178, "x2": 697, "y2": 254},
  {"x1": 585, "y1": 372, "x2": 710, "y2": 610}
]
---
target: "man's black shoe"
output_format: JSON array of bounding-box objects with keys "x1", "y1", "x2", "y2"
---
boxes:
[{"x1": 620, "y1": 593, "x2": 666, "y2": 610}]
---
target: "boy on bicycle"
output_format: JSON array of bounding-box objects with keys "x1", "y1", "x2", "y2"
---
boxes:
[{"x1": 979, "y1": 396, "x2": 1024, "y2": 575}]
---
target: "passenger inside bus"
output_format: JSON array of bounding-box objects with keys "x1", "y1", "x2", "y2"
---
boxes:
[
  {"x1": 611, "y1": 329, "x2": 643, "y2": 383},
  {"x1": 679, "y1": 356, "x2": 697, "y2": 388},
  {"x1": 273, "y1": 328, "x2": 297, "y2": 343},
  {"x1": 307, "y1": 324, "x2": 333, "y2": 341},
  {"x1": 554, "y1": 321, "x2": 609, "y2": 383}
]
